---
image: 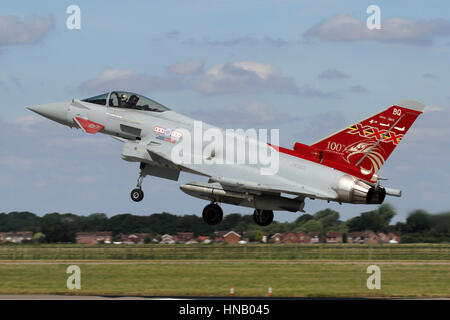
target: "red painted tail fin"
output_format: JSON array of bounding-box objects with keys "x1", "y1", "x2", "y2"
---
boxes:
[{"x1": 306, "y1": 100, "x2": 424, "y2": 181}]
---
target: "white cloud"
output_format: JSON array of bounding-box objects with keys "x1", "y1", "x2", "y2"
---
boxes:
[
  {"x1": 166, "y1": 30, "x2": 180, "y2": 39},
  {"x1": 293, "y1": 112, "x2": 348, "y2": 144},
  {"x1": 404, "y1": 107, "x2": 450, "y2": 142},
  {"x1": 192, "y1": 61, "x2": 298, "y2": 95},
  {"x1": 0, "y1": 15, "x2": 54, "y2": 46},
  {"x1": 422, "y1": 73, "x2": 437, "y2": 79},
  {"x1": 207, "y1": 61, "x2": 279, "y2": 80},
  {"x1": 318, "y1": 69, "x2": 349, "y2": 80},
  {"x1": 182, "y1": 35, "x2": 289, "y2": 47},
  {"x1": 167, "y1": 59, "x2": 205, "y2": 75},
  {"x1": 79, "y1": 62, "x2": 339, "y2": 98},
  {"x1": 79, "y1": 62, "x2": 300, "y2": 96},
  {"x1": 349, "y1": 85, "x2": 369, "y2": 94},
  {"x1": 303, "y1": 15, "x2": 450, "y2": 46},
  {"x1": 296, "y1": 85, "x2": 341, "y2": 99},
  {"x1": 189, "y1": 101, "x2": 295, "y2": 126},
  {"x1": 78, "y1": 68, "x2": 184, "y2": 94},
  {"x1": 0, "y1": 155, "x2": 34, "y2": 171},
  {"x1": 423, "y1": 104, "x2": 445, "y2": 112},
  {"x1": 13, "y1": 114, "x2": 46, "y2": 133}
]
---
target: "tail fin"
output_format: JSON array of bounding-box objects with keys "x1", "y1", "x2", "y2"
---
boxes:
[{"x1": 299, "y1": 100, "x2": 424, "y2": 181}]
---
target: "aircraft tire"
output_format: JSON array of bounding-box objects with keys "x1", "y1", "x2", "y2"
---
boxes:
[
  {"x1": 130, "y1": 188, "x2": 144, "y2": 202},
  {"x1": 253, "y1": 209, "x2": 274, "y2": 226},
  {"x1": 202, "y1": 203, "x2": 223, "y2": 225}
]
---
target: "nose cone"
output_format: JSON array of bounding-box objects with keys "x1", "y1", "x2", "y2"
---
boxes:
[{"x1": 27, "y1": 102, "x2": 70, "y2": 126}]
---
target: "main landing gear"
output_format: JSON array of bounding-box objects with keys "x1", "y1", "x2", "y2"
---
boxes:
[
  {"x1": 253, "y1": 209, "x2": 274, "y2": 227},
  {"x1": 202, "y1": 202, "x2": 223, "y2": 225},
  {"x1": 130, "y1": 163, "x2": 146, "y2": 202},
  {"x1": 201, "y1": 203, "x2": 274, "y2": 227}
]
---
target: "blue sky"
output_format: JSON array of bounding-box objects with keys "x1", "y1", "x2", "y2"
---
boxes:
[{"x1": 1, "y1": 1, "x2": 450, "y2": 223}]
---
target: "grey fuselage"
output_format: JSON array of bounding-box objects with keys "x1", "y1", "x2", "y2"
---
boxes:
[{"x1": 28, "y1": 92, "x2": 391, "y2": 213}]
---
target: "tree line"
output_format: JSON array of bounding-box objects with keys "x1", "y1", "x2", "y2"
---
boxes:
[{"x1": 0, "y1": 204, "x2": 449, "y2": 243}]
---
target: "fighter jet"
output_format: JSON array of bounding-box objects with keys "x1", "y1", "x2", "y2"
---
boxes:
[{"x1": 28, "y1": 91, "x2": 424, "y2": 226}]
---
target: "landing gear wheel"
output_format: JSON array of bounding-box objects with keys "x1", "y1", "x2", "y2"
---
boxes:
[
  {"x1": 130, "y1": 163, "x2": 146, "y2": 202},
  {"x1": 130, "y1": 188, "x2": 144, "y2": 202},
  {"x1": 202, "y1": 203, "x2": 223, "y2": 225},
  {"x1": 253, "y1": 209, "x2": 274, "y2": 226}
]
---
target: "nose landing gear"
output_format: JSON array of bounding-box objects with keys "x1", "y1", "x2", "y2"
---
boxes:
[
  {"x1": 130, "y1": 163, "x2": 146, "y2": 202},
  {"x1": 130, "y1": 188, "x2": 144, "y2": 202}
]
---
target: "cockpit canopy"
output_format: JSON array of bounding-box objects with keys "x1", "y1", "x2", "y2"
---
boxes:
[{"x1": 82, "y1": 91, "x2": 170, "y2": 112}]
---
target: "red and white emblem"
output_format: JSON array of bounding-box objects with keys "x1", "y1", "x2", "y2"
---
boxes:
[{"x1": 75, "y1": 117, "x2": 104, "y2": 134}]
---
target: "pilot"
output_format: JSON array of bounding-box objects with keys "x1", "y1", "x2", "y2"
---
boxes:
[
  {"x1": 119, "y1": 93, "x2": 128, "y2": 107},
  {"x1": 127, "y1": 95, "x2": 140, "y2": 109}
]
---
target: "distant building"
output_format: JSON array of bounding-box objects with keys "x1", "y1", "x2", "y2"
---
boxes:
[
  {"x1": 197, "y1": 236, "x2": 211, "y2": 244},
  {"x1": 375, "y1": 232, "x2": 401, "y2": 244},
  {"x1": 261, "y1": 234, "x2": 268, "y2": 243},
  {"x1": 387, "y1": 232, "x2": 400, "y2": 244},
  {"x1": 223, "y1": 231, "x2": 241, "y2": 244},
  {"x1": 325, "y1": 232, "x2": 344, "y2": 243},
  {"x1": 76, "y1": 232, "x2": 112, "y2": 244},
  {"x1": 120, "y1": 233, "x2": 151, "y2": 244},
  {"x1": 271, "y1": 233, "x2": 282, "y2": 243},
  {"x1": 308, "y1": 232, "x2": 321, "y2": 244},
  {"x1": 347, "y1": 231, "x2": 381, "y2": 244},
  {"x1": 176, "y1": 232, "x2": 195, "y2": 244},
  {"x1": 296, "y1": 232, "x2": 310, "y2": 244},
  {"x1": 160, "y1": 234, "x2": 176, "y2": 244},
  {"x1": 281, "y1": 232, "x2": 298, "y2": 244},
  {"x1": 213, "y1": 231, "x2": 228, "y2": 243},
  {"x1": 377, "y1": 232, "x2": 389, "y2": 243},
  {"x1": 0, "y1": 232, "x2": 33, "y2": 243},
  {"x1": 347, "y1": 232, "x2": 363, "y2": 244},
  {"x1": 361, "y1": 230, "x2": 381, "y2": 244}
]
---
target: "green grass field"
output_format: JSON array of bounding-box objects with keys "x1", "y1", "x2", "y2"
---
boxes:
[
  {"x1": 0, "y1": 260, "x2": 448, "y2": 297},
  {"x1": 0, "y1": 244, "x2": 448, "y2": 297},
  {"x1": 0, "y1": 243, "x2": 449, "y2": 260}
]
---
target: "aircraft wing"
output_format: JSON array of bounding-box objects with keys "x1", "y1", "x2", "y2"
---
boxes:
[
  {"x1": 207, "y1": 176, "x2": 326, "y2": 199},
  {"x1": 146, "y1": 147, "x2": 335, "y2": 200}
]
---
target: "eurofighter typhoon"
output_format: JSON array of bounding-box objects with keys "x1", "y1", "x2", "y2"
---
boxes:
[{"x1": 28, "y1": 91, "x2": 424, "y2": 226}]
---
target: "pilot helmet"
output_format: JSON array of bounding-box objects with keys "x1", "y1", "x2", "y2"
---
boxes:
[{"x1": 120, "y1": 93, "x2": 128, "y2": 101}]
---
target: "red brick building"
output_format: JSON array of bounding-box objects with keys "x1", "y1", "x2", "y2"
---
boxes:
[
  {"x1": 271, "y1": 233, "x2": 282, "y2": 243},
  {"x1": 223, "y1": 231, "x2": 241, "y2": 244},
  {"x1": 160, "y1": 234, "x2": 176, "y2": 244},
  {"x1": 348, "y1": 230, "x2": 384, "y2": 244},
  {"x1": 281, "y1": 232, "x2": 298, "y2": 243},
  {"x1": 120, "y1": 233, "x2": 151, "y2": 244},
  {"x1": 308, "y1": 232, "x2": 321, "y2": 244},
  {"x1": 197, "y1": 236, "x2": 211, "y2": 244},
  {"x1": 76, "y1": 232, "x2": 112, "y2": 244},
  {"x1": 347, "y1": 232, "x2": 363, "y2": 243},
  {"x1": 296, "y1": 232, "x2": 310, "y2": 243},
  {"x1": 325, "y1": 232, "x2": 344, "y2": 243},
  {"x1": 0, "y1": 232, "x2": 33, "y2": 243},
  {"x1": 387, "y1": 232, "x2": 400, "y2": 243},
  {"x1": 176, "y1": 232, "x2": 195, "y2": 243}
]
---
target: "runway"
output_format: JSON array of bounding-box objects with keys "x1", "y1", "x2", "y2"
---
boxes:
[
  {"x1": 0, "y1": 294, "x2": 184, "y2": 300},
  {"x1": 0, "y1": 260, "x2": 448, "y2": 265},
  {"x1": 0, "y1": 294, "x2": 448, "y2": 300}
]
